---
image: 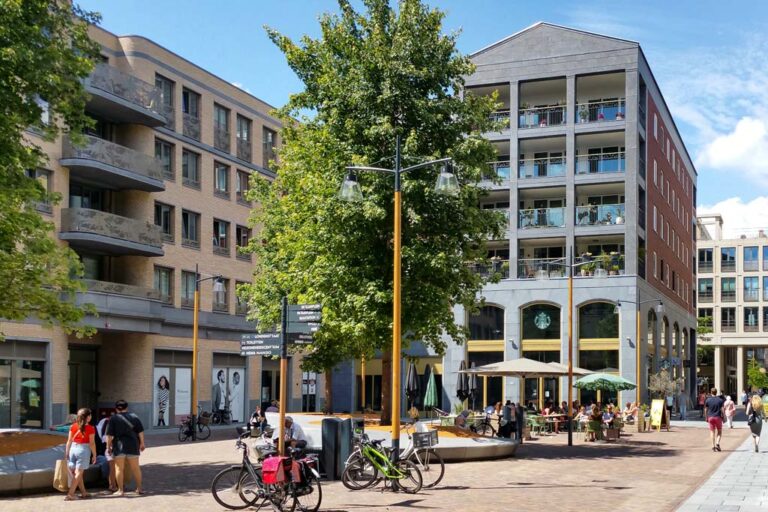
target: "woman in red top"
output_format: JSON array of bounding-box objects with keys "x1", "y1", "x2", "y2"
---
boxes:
[{"x1": 64, "y1": 408, "x2": 96, "y2": 500}]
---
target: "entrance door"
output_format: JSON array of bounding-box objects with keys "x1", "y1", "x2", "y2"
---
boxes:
[
  {"x1": 69, "y1": 348, "x2": 98, "y2": 415},
  {"x1": 261, "y1": 359, "x2": 280, "y2": 405}
]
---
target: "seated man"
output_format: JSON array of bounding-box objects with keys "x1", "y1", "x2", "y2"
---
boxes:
[
  {"x1": 602, "y1": 404, "x2": 615, "y2": 426},
  {"x1": 275, "y1": 416, "x2": 307, "y2": 454},
  {"x1": 454, "y1": 410, "x2": 471, "y2": 429}
]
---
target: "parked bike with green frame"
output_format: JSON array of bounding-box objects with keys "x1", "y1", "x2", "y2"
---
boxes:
[{"x1": 341, "y1": 433, "x2": 423, "y2": 493}]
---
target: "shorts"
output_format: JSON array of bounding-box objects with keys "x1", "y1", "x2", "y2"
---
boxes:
[
  {"x1": 707, "y1": 416, "x2": 723, "y2": 431},
  {"x1": 67, "y1": 443, "x2": 91, "y2": 471},
  {"x1": 112, "y1": 453, "x2": 140, "y2": 459}
]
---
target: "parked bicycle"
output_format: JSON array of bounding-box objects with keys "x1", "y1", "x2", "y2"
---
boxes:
[
  {"x1": 401, "y1": 423, "x2": 444, "y2": 488},
  {"x1": 178, "y1": 406, "x2": 212, "y2": 441},
  {"x1": 210, "y1": 427, "x2": 321, "y2": 512},
  {"x1": 341, "y1": 433, "x2": 422, "y2": 493},
  {"x1": 470, "y1": 411, "x2": 497, "y2": 437},
  {"x1": 213, "y1": 407, "x2": 232, "y2": 425}
]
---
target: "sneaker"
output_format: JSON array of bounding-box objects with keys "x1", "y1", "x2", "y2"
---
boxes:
[
  {"x1": 712, "y1": 447, "x2": 717, "y2": 452},
  {"x1": 756, "y1": 446, "x2": 759, "y2": 453},
  {"x1": 716, "y1": 444, "x2": 722, "y2": 452}
]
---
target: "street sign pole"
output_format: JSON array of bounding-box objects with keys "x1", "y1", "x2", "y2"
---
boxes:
[{"x1": 278, "y1": 296, "x2": 288, "y2": 455}]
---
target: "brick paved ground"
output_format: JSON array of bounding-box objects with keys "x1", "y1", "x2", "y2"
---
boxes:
[{"x1": 1, "y1": 425, "x2": 748, "y2": 512}]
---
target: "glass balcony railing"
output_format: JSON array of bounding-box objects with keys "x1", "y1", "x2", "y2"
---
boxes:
[
  {"x1": 574, "y1": 253, "x2": 625, "y2": 276},
  {"x1": 517, "y1": 257, "x2": 566, "y2": 279},
  {"x1": 468, "y1": 259, "x2": 509, "y2": 279},
  {"x1": 483, "y1": 161, "x2": 511, "y2": 182},
  {"x1": 744, "y1": 290, "x2": 760, "y2": 302},
  {"x1": 488, "y1": 109, "x2": 510, "y2": 129},
  {"x1": 575, "y1": 99, "x2": 626, "y2": 123},
  {"x1": 183, "y1": 113, "x2": 201, "y2": 140},
  {"x1": 214, "y1": 126, "x2": 231, "y2": 152},
  {"x1": 721, "y1": 291, "x2": 736, "y2": 302},
  {"x1": 576, "y1": 152, "x2": 626, "y2": 174},
  {"x1": 575, "y1": 204, "x2": 626, "y2": 226},
  {"x1": 721, "y1": 260, "x2": 736, "y2": 272},
  {"x1": 698, "y1": 261, "x2": 713, "y2": 273},
  {"x1": 698, "y1": 291, "x2": 713, "y2": 303},
  {"x1": 60, "y1": 207, "x2": 163, "y2": 256},
  {"x1": 518, "y1": 157, "x2": 566, "y2": 179},
  {"x1": 518, "y1": 207, "x2": 565, "y2": 229},
  {"x1": 518, "y1": 106, "x2": 566, "y2": 129}
]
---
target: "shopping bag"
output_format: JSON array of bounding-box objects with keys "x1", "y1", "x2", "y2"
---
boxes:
[{"x1": 53, "y1": 459, "x2": 69, "y2": 492}]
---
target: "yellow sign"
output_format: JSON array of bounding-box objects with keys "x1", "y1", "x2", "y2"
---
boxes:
[{"x1": 650, "y1": 399, "x2": 665, "y2": 431}]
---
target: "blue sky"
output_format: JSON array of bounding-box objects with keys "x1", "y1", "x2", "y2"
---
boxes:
[{"x1": 79, "y1": 0, "x2": 768, "y2": 234}]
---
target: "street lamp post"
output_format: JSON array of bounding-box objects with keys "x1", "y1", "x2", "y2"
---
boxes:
[
  {"x1": 191, "y1": 263, "x2": 226, "y2": 440},
  {"x1": 340, "y1": 135, "x2": 458, "y2": 460},
  {"x1": 615, "y1": 299, "x2": 665, "y2": 405}
]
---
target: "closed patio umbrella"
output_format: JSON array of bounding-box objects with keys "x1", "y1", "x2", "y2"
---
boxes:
[
  {"x1": 405, "y1": 361, "x2": 420, "y2": 409},
  {"x1": 468, "y1": 362, "x2": 479, "y2": 411},
  {"x1": 423, "y1": 364, "x2": 438, "y2": 412},
  {"x1": 456, "y1": 360, "x2": 469, "y2": 401}
]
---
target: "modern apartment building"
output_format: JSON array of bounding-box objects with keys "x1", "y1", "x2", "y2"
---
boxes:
[
  {"x1": 696, "y1": 214, "x2": 768, "y2": 396},
  {"x1": 330, "y1": 23, "x2": 698, "y2": 413},
  {"x1": 1, "y1": 25, "x2": 318, "y2": 430}
]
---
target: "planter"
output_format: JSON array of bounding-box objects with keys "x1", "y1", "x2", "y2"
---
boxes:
[{"x1": 580, "y1": 269, "x2": 588, "y2": 277}]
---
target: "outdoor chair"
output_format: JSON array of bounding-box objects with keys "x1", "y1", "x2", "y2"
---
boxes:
[
  {"x1": 613, "y1": 417, "x2": 624, "y2": 437},
  {"x1": 585, "y1": 420, "x2": 602, "y2": 441},
  {"x1": 532, "y1": 415, "x2": 548, "y2": 436}
]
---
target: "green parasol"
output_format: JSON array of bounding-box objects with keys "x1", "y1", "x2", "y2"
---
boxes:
[
  {"x1": 573, "y1": 373, "x2": 636, "y2": 392},
  {"x1": 423, "y1": 364, "x2": 438, "y2": 410}
]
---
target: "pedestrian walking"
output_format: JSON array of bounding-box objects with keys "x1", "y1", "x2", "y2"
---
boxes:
[
  {"x1": 705, "y1": 388, "x2": 725, "y2": 452},
  {"x1": 698, "y1": 390, "x2": 707, "y2": 418},
  {"x1": 746, "y1": 394, "x2": 763, "y2": 453},
  {"x1": 96, "y1": 411, "x2": 117, "y2": 493},
  {"x1": 723, "y1": 395, "x2": 736, "y2": 429},
  {"x1": 678, "y1": 388, "x2": 690, "y2": 420},
  {"x1": 105, "y1": 400, "x2": 146, "y2": 496},
  {"x1": 64, "y1": 408, "x2": 96, "y2": 501},
  {"x1": 741, "y1": 389, "x2": 749, "y2": 407},
  {"x1": 515, "y1": 402, "x2": 525, "y2": 443}
]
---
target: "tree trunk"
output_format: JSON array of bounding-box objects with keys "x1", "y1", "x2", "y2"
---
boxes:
[
  {"x1": 322, "y1": 367, "x2": 333, "y2": 414},
  {"x1": 380, "y1": 349, "x2": 392, "y2": 426}
]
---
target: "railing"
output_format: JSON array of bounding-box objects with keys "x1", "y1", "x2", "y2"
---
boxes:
[
  {"x1": 721, "y1": 321, "x2": 736, "y2": 332},
  {"x1": 517, "y1": 257, "x2": 566, "y2": 279},
  {"x1": 745, "y1": 323, "x2": 759, "y2": 333},
  {"x1": 721, "y1": 260, "x2": 736, "y2": 272},
  {"x1": 213, "y1": 242, "x2": 230, "y2": 257},
  {"x1": 213, "y1": 301, "x2": 229, "y2": 313},
  {"x1": 575, "y1": 99, "x2": 626, "y2": 123},
  {"x1": 236, "y1": 301, "x2": 248, "y2": 315},
  {"x1": 744, "y1": 290, "x2": 760, "y2": 302},
  {"x1": 518, "y1": 106, "x2": 566, "y2": 129},
  {"x1": 639, "y1": 103, "x2": 646, "y2": 128},
  {"x1": 468, "y1": 259, "x2": 510, "y2": 279},
  {"x1": 576, "y1": 204, "x2": 625, "y2": 226},
  {"x1": 60, "y1": 208, "x2": 163, "y2": 248},
  {"x1": 483, "y1": 161, "x2": 511, "y2": 181},
  {"x1": 489, "y1": 109, "x2": 510, "y2": 129},
  {"x1": 183, "y1": 113, "x2": 200, "y2": 140},
  {"x1": 744, "y1": 260, "x2": 759, "y2": 272},
  {"x1": 698, "y1": 291, "x2": 713, "y2": 303},
  {"x1": 85, "y1": 63, "x2": 161, "y2": 113},
  {"x1": 82, "y1": 279, "x2": 161, "y2": 301},
  {"x1": 62, "y1": 135, "x2": 164, "y2": 181},
  {"x1": 698, "y1": 261, "x2": 713, "y2": 273},
  {"x1": 237, "y1": 138, "x2": 252, "y2": 162},
  {"x1": 576, "y1": 152, "x2": 626, "y2": 174},
  {"x1": 160, "y1": 104, "x2": 175, "y2": 130},
  {"x1": 518, "y1": 156, "x2": 565, "y2": 179},
  {"x1": 574, "y1": 254, "x2": 625, "y2": 276},
  {"x1": 214, "y1": 126, "x2": 230, "y2": 152},
  {"x1": 721, "y1": 291, "x2": 736, "y2": 302},
  {"x1": 518, "y1": 207, "x2": 565, "y2": 229}
]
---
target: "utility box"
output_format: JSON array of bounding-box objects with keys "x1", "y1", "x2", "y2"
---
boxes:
[{"x1": 321, "y1": 418, "x2": 342, "y2": 480}]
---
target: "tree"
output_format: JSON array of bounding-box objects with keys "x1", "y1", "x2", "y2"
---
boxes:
[
  {"x1": 0, "y1": 1, "x2": 100, "y2": 338},
  {"x1": 648, "y1": 368, "x2": 681, "y2": 399},
  {"x1": 242, "y1": 0, "x2": 503, "y2": 419},
  {"x1": 747, "y1": 356, "x2": 768, "y2": 392}
]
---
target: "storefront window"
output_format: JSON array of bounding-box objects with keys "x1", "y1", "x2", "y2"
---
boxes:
[
  {"x1": 212, "y1": 353, "x2": 247, "y2": 423},
  {"x1": 579, "y1": 302, "x2": 619, "y2": 339},
  {"x1": 521, "y1": 304, "x2": 560, "y2": 340},
  {"x1": 468, "y1": 306, "x2": 504, "y2": 340},
  {"x1": 153, "y1": 350, "x2": 192, "y2": 427},
  {"x1": 0, "y1": 359, "x2": 44, "y2": 428}
]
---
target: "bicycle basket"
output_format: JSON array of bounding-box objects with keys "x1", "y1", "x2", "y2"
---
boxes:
[
  {"x1": 412, "y1": 429, "x2": 438, "y2": 448},
  {"x1": 198, "y1": 411, "x2": 212, "y2": 425}
]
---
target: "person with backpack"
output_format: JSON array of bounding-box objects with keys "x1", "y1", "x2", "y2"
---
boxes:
[
  {"x1": 746, "y1": 394, "x2": 764, "y2": 453},
  {"x1": 64, "y1": 408, "x2": 96, "y2": 500},
  {"x1": 105, "y1": 400, "x2": 146, "y2": 496}
]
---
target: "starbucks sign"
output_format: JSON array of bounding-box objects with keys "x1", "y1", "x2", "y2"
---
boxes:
[{"x1": 534, "y1": 311, "x2": 551, "y2": 330}]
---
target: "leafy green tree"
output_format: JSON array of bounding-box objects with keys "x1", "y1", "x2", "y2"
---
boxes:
[
  {"x1": 747, "y1": 356, "x2": 768, "y2": 391},
  {"x1": 243, "y1": 0, "x2": 503, "y2": 418},
  {"x1": 0, "y1": 1, "x2": 100, "y2": 338}
]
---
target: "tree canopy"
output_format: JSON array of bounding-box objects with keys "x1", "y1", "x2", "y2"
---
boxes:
[
  {"x1": 0, "y1": 1, "x2": 100, "y2": 338},
  {"x1": 242, "y1": 0, "x2": 504, "y2": 397}
]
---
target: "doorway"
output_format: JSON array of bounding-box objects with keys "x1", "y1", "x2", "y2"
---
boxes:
[{"x1": 69, "y1": 347, "x2": 98, "y2": 416}]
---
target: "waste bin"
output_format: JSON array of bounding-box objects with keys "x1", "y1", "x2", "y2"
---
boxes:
[
  {"x1": 338, "y1": 418, "x2": 353, "y2": 475},
  {"x1": 321, "y1": 418, "x2": 342, "y2": 480}
]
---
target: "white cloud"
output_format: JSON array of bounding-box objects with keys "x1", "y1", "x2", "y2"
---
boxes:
[
  {"x1": 698, "y1": 196, "x2": 768, "y2": 237},
  {"x1": 696, "y1": 118, "x2": 768, "y2": 184}
]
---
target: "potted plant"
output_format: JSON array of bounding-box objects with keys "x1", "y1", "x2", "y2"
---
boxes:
[
  {"x1": 578, "y1": 104, "x2": 589, "y2": 123},
  {"x1": 583, "y1": 261, "x2": 596, "y2": 276},
  {"x1": 616, "y1": 110, "x2": 625, "y2": 121},
  {"x1": 597, "y1": 253, "x2": 612, "y2": 275}
]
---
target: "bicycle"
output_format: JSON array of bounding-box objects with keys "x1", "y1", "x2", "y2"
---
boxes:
[
  {"x1": 470, "y1": 411, "x2": 497, "y2": 437},
  {"x1": 341, "y1": 433, "x2": 422, "y2": 493},
  {"x1": 401, "y1": 423, "x2": 444, "y2": 488},
  {"x1": 178, "y1": 407, "x2": 212, "y2": 441},
  {"x1": 213, "y1": 407, "x2": 232, "y2": 425}
]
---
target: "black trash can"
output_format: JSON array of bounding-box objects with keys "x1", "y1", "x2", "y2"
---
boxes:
[
  {"x1": 337, "y1": 418, "x2": 353, "y2": 476},
  {"x1": 321, "y1": 417, "x2": 342, "y2": 480}
]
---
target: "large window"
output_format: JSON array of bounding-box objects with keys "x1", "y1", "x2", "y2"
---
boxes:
[
  {"x1": 236, "y1": 170, "x2": 250, "y2": 204},
  {"x1": 213, "y1": 219, "x2": 230, "y2": 255},
  {"x1": 744, "y1": 246, "x2": 759, "y2": 271},
  {"x1": 182, "y1": 150, "x2": 200, "y2": 188},
  {"x1": 181, "y1": 210, "x2": 200, "y2": 247},
  {"x1": 214, "y1": 103, "x2": 230, "y2": 152},
  {"x1": 721, "y1": 307, "x2": 736, "y2": 332},
  {"x1": 236, "y1": 225, "x2": 251, "y2": 260},
  {"x1": 745, "y1": 307, "x2": 759, "y2": 332},
  {"x1": 236, "y1": 115, "x2": 252, "y2": 162},
  {"x1": 763, "y1": 247, "x2": 768, "y2": 271},
  {"x1": 579, "y1": 350, "x2": 619, "y2": 372},
  {"x1": 721, "y1": 247, "x2": 736, "y2": 272},
  {"x1": 155, "y1": 138, "x2": 174, "y2": 180},
  {"x1": 25, "y1": 168, "x2": 52, "y2": 213},
  {"x1": 214, "y1": 161, "x2": 230, "y2": 197},
  {"x1": 745, "y1": 277, "x2": 759, "y2": 302},
  {"x1": 721, "y1": 277, "x2": 736, "y2": 302},
  {"x1": 468, "y1": 306, "x2": 504, "y2": 340},
  {"x1": 154, "y1": 202, "x2": 174, "y2": 242},
  {"x1": 153, "y1": 266, "x2": 173, "y2": 304},
  {"x1": 579, "y1": 302, "x2": 618, "y2": 339},
  {"x1": 181, "y1": 270, "x2": 196, "y2": 307},
  {"x1": 521, "y1": 304, "x2": 560, "y2": 340},
  {"x1": 235, "y1": 281, "x2": 248, "y2": 315},
  {"x1": 698, "y1": 248, "x2": 713, "y2": 273},
  {"x1": 698, "y1": 278, "x2": 713, "y2": 302},
  {"x1": 213, "y1": 278, "x2": 229, "y2": 312},
  {"x1": 182, "y1": 88, "x2": 200, "y2": 118},
  {"x1": 0, "y1": 342, "x2": 45, "y2": 429},
  {"x1": 263, "y1": 127, "x2": 277, "y2": 169}
]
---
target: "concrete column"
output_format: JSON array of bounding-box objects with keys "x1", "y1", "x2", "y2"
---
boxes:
[
  {"x1": 714, "y1": 346, "x2": 723, "y2": 392},
  {"x1": 736, "y1": 346, "x2": 745, "y2": 397},
  {"x1": 505, "y1": 304, "x2": 522, "y2": 402},
  {"x1": 442, "y1": 305, "x2": 467, "y2": 411}
]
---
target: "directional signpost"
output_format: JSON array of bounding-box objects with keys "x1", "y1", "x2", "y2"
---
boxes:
[{"x1": 240, "y1": 333, "x2": 281, "y2": 357}]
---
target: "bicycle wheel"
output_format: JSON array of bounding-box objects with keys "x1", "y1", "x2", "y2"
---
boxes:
[
  {"x1": 178, "y1": 424, "x2": 189, "y2": 442},
  {"x1": 475, "y1": 422, "x2": 496, "y2": 437},
  {"x1": 197, "y1": 423, "x2": 212, "y2": 440},
  {"x1": 392, "y1": 459, "x2": 422, "y2": 494},
  {"x1": 267, "y1": 483, "x2": 292, "y2": 512},
  {"x1": 341, "y1": 456, "x2": 379, "y2": 490},
  {"x1": 211, "y1": 466, "x2": 252, "y2": 510},
  {"x1": 407, "y1": 449, "x2": 444, "y2": 488},
  {"x1": 291, "y1": 476, "x2": 322, "y2": 512}
]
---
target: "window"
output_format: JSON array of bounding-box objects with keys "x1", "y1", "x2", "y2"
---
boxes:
[
  {"x1": 653, "y1": 113, "x2": 658, "y2": 139},
  {"x1": 469, "y1": 305, "x2": 504, "y2": 340},
  {"x1": 236, "y1": 170, "x2": 250, "y2": 204},
  {"x1": 721, "y1": 247, "x2": 736, "y2": 272},
  {"x1": 745, "y1": 277, "x2": 759, "y2": 301},
  {"x1": 214, "y1": 103, "x2": 230, "y2": 151},
  {"x1": 672, "y1": 271, "x2": 677, "y2": 291},
  {"x1": 579, "y1": 302, "x2": 618, "y2": 339},
  {"x1": 181, "y1": 210, "x2": 200, "y2": 247},
  {"x1": 155, "y1": 74, "x2": 174, "y2": 110},
  {"x1": 155, "y1": 138, "x2": 174, "y2": 180},
  {"x1": 763, "y1": 307, "x2": 768, "y2": 332},
  {"x1": 763, "y1": 246, "x2": 768, "y2": 271},
  {"x1": 653, "y1": 206, "x2": 657, "y2": 232},
  {"x1": 214, "y1": 161, "x2": 230, "y2": 197},
  {"x1": 25, "y1": 168, "x2": 52, "y2": 213},
  {"x1": 154, "y1": 202, "x2": 174, "y2": 242},
  {"x1": 181, "y1": 270, "x2": 196, "y2": 307},
  {"x1": 666, "y1": 139, "x2": 670, "y2": 160},
  {"x1": 263, "y1": 127, "x2": 277, "y2": 168},
  {"x1": 182, "y1": 150, "x2": 200, "y2": 188},
  {"x1": 660, "y1": 213, "x2": 664, "y2": 239},
  {"x1": 660, "y1": 258, "x2": 666, "y2": 282},
  {"x1": 745, "y1": 246, "x2": 759, "y2": 271},
  {"x1": 154, "y1": 266, "x2": 173, "y2": 304},
  {"x1": 35, "y1": 96, "x2": 50, "y2": 125},
  {"x1": 721, "y1": 277, "x2": 736, "y2": 302},
  {"x1": 213, "y1": 278, "x2": 229, "y2": 312},
  {"x1": 744, "y1": 307, "x2": 759, "y2": 331},
  {"x1": 235, "y1": 281, "x2": 248, "y2": 315},
  {"x1": 213, "y1": 219, "x2": 230, "y2": 255},
  {"x1": 653, "y1": 252, "x2": 658, "y2": 278},
  {"x1": 182, "y1": 88, "x2": 200, "y2": 118},
  {"x1": 721, "y1": 308, "x2": 736, "y2": 332},
  {"x1": 698, "y1": 308, "x2": 713, "y2": 325},
  {"x1": 237, "y1": 115, "x2": 252, "y2": 162},
  {"x1": 236, "y1": 225, "x2": 251, "y2": 260},
  {"x1": 653, "y1": 159, "x2": 657, "y2": 186}
]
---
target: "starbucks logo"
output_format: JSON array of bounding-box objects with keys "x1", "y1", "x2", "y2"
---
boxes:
[{"x1": 534, "y1": 312, "x2": 551, "y2": 330}]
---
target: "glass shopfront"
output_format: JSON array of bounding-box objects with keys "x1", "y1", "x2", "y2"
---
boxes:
[{"x1": 0, "y1": 340, "x2": 47, "y2": 428}]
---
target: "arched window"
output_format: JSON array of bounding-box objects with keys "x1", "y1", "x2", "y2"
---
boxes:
[
  {"x1": 578, "y1": 302, "x2": 618, "y2": 339},
  {"x1": 647, "y1": 310, "x2": 657, "y2": 355},
  {"x1": 469, "y1": 305, "x2": 504, "y2": 340},
  {"x1": 521, "y1": 304, "x2": 560, "y2": 340},
  {"x1": 661, "y1": 317, "x2": 669, "y2": 358},
  {"x1": 673, "y1": 323, "x2": 681, "y2": 358}
]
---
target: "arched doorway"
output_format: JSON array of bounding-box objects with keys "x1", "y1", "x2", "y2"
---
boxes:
[
  {"x1": 647, "y1": 310, "x2": 658, "y2": 395},
  {"x1": 673, "y1": 323, "x2": 681, "y2": 378},
  {"x1": 579, "y1": 301, "x2": 619, "y2": 405},
  {"x1": 468, "y1": 305, "x2": 505, "y2": 409},
  {"x1": 520, "y1": 303, "x2": 561, "y2": 409}
]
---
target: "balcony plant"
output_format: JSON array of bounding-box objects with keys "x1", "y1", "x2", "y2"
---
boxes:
[
  {"x1": 578, "y1": 104, "x2": 589, "y2": 123},
  {"x1": 597, "y1": 253, "x2": 612, "y2": 275},
  {"x1": 579, "y1": 252, "x2": 593, "y2": 276}
]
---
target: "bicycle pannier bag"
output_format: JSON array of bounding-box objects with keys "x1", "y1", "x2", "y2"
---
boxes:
[{"x1": 262, "y1": 456, "x2": 286, "y2": 484}]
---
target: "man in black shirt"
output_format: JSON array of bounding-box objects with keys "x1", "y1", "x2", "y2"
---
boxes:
[
  {"x1": 704, "y1": 388, "x2": 725, "y2": 452},
  {"x1": 105, "y1": 400, "x2": 145, "y2": 496}
]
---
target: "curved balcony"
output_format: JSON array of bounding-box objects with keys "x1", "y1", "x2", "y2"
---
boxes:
[
  {"x1": 60, "y1": 208, "x2": 164, "y2": 257},
  {"x1": 84, "y1": 63, "x2": 165, "y2": 126},
  {"x1": 61, "y1": 135, "x2": 165, "y2": 192}
]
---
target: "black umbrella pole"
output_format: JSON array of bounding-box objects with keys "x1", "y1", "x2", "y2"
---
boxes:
[{"x1": 567, "y1": 412, "x2": 572, "y2": 446}]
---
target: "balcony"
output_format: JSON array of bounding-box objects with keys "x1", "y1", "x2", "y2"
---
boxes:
[
  {"x1": 237, "y1": 138, "x2": 252, "y2": 162},
  {"x1": 576, "y1": 152, "x2": 626, "y2": 175},
  {"x1": 77, "y1": 279, "x2": 163, "y2": 332},
  {"x1": 575, "y1": 253, "x2": 625, "y2": 277},
  {"x1": 482, "y1": 161, "x2": 511, "y2": 185},
  {"x1": 214, "y1": 126, "x2": 231, "y2": 152},
  {"x1": 721, "y1": 261, "x2": 736, "y2": 272},
  {"x1": 698, "y1": 291, "x2": 713, "y2": 303},
  {"x1": 745, "y1": 323, "x2": 759, "y2": 333},
  {"x1": 160, "y1": 103, "x2": 175, "y2": 130},
  {"x1": 489, "y1": 109, "x2": 510, "y2": 130},
  {"x1": 183, "y1": 113, "x2": 201, "y2": 140},
  {"x1": 84, "y1": 63, "x2": 165, "y2": 126},
  {"x1": 518, "y1": 106, "x2": 566, "y2": 129},
  {"x1": 82, "y1": 279, "x2": 161, "y2": 301},
  {"x1": 721, "y1": 291, "x2": 736, "y2": 303},
  {"x1": 468, "y1": 259, "x2": 509, "y2": 279},
  {"x1": 744, "y1": 290, "x2": 760, "y2": 302},
  {"x1": 745, "y1": 260, "x2": 759, "y2": 272},
  {"x1": 519, "y1": 207, "x2": 565, "y2": 229},
  {"x1": 575, "y1": 99, "x2": 626, "y2": 124},
  {"x1": 61, "y1": 135, "x2": 165, "y2": 192},
  {"x1": 518, "y1": 156, "x2": 565, "y2": 180},
  {"x1": 59, "y1": 208, "x2": 164, "y2": 257},
  {"x1": 518, "y1": 258, "x2": 566, "y2": 279},
  {"x1": 576, "y1": 204, "x2": 625, "y2": 226},
  {"x1": 721, "y1": 321, "x2": 736, "y2": 333},
  {"x1": 698, "y1": 261, "x2": 713, "y2": 273}
]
